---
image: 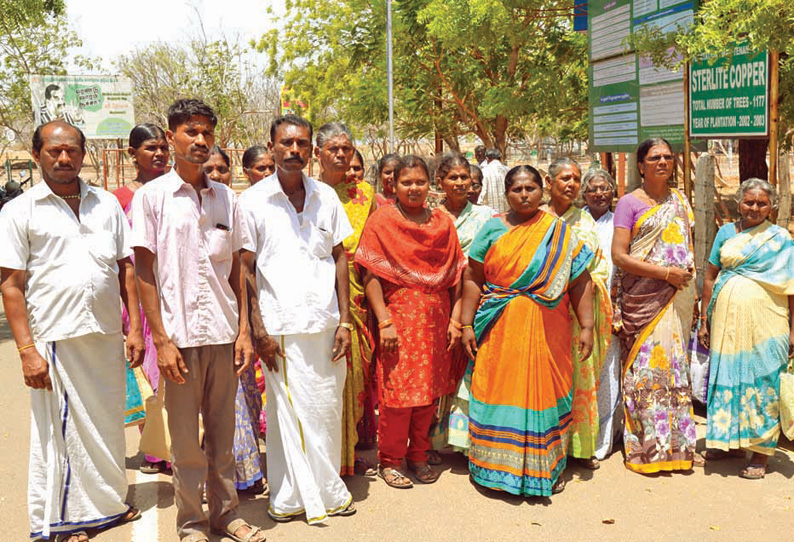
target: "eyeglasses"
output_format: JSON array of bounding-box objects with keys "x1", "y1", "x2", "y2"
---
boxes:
[
  {"x1": 644, "y1": 154, "x2": 673, "y2": 163},
  {"x1": 585, "y1": 186, "x2": 613, "y2": 194}
]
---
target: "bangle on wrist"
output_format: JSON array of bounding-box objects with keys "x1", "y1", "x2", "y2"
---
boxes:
[
  {"x1": 338, "y1": 322, "x2": 355, "y2": 332},
  {"x1": 378, "y1": 318, "x2": 394, "y2": 329},
  {"x1": 664, "y1": 267, "x2": 670, "y2": 281},
  {"x1": 17, "y1": 343, "x2": 36, "y2": 353},
  {"x1": 449, "y1": 319, "x2": 462, "y2": 330},
  {"x1": 461, "y1": 324, "x2": 473, "y2": 330}
]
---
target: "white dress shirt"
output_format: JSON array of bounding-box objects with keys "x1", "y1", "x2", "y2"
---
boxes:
[
  {"x1": 0, "y1": 178, "x2": 131, "y2": 342},
  {"x1": 130, "y1": 169, "x2": 244, "y2": 348},
  {"x1": 238, "y1": 173, "x2": 353, "y2": 336},
  {"x1": 478, "y1": 159, "x2": 510, "y2": 214},
  {"x1": 587, "y1": 207, "x2": 615, "y2": 289}
]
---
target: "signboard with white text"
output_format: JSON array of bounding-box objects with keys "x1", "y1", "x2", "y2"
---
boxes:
[
  {"x1": 30, "y1": 75, "x2": 135, "y2": 139},
  {"x1": 689, "y1": 44, "x2": 768, "y2": 138}
]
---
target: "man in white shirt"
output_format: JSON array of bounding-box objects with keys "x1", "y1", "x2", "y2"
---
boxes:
[
  {"x1": 0, "y1": 121, "x2": 143, "y2": 542},
  {"x1": 477, "y1": 148, "x2": 510, "y2": 213},
  {"x1": 131, "y1": 99, "x2": 263, "y2": 542},
  {"x1": 474, "y1": 144, "x2": 487, "y2": 168},
  {"x1": 239, "y1": 115, "x2": 356, "y2": 524}
]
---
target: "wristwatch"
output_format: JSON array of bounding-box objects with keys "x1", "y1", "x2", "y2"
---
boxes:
[{"x1": 338, "y1": 322, "x2": 355, "y2": 332}]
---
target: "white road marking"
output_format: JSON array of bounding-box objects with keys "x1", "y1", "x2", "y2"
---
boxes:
[{"x1": 132, "y1": 470, "x2": 158, "y2": 542}]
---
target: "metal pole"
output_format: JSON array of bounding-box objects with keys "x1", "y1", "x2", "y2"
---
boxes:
[{"x1": 387, "y1": 0, "x2": 395, "y2": 153}]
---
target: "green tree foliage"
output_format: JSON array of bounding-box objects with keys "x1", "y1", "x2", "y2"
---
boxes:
[
  {"x1": 631, "y1": 0, "x2": 794, "y2": 145},
  {"x1": 257, "y1": 0, "x2": 588, "y2": 156},
  {"x1": 116, "y1": 33, "x2": 280, "y2": 147},
  {"x1": 0, "y1": 2, "x2": 92, "y2": 151}
]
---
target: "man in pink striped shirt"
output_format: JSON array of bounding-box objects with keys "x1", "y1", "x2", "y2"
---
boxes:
[{"x1": 131, "y1": 99, "x2": 264, "y2": 542}]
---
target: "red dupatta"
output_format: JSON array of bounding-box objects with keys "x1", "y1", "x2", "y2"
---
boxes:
[{"x1": 355, "y1": 204, "x2": 467, "y2": 291}]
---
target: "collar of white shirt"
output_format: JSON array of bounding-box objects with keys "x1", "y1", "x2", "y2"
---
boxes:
[
  {"x1": 30, "y1": 176, "x2": 96, "y2": 202},
  {"x1": 161, "y1": 169, "x2": 221, "y2": 196},
  {"x1": 254, "y1": 171, "x2": 320, "y2": 204}
]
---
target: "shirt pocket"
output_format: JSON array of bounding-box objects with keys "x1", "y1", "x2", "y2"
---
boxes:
[
  {"x1": 307, "y1": 224, "x2": 334, "y2": 259},
  {"x1": 206, "y1": 229, "x2": 233, "y2": 261}
]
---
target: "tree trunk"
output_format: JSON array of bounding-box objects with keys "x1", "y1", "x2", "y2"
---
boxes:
[
  {"x1": 443, "y1": 135, "x2": 460, "y2": 153},
  {"x1": 738, "y1": 138, "x2": 769, "y2": 181}
]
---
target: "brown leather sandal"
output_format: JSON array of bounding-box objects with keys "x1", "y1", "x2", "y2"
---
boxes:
[
  {"x1": 407, "y1": 462, "x2": 440, "y2": 484},
  {"x1": 378, "y1": 466, "x2": 413, "y2": 488}
]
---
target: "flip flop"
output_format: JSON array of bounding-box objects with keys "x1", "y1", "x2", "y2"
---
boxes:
[
  {"x1": 211, "y1": 518, "x2": 266, "y2": 542},
  {"x1": 552, "y1": 477, "x2": 566, "y2": 495},
  {"x1": 354, "y1": 457, "x2": 377, "y2": 477},
  {"x1": 55, "y1": 532, "x2": 88, "y2": 542},
  {"x1": 739, "y1": 464, "x2": 766, "y2": 480},
  {"x1": 378, "y1": 466, "x2": 413, "y2": 489},
  {"x1": 407, "y1": 462, "x2": 440, "y2": 484},
  {"x1": 336, "y1": 502, "x2": 357, "y2": 517},
  {"x1": 121, "y1": 506, "x2": 141, "y2": 523}
]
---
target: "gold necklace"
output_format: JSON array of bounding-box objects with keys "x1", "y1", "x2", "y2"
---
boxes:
[
  {"x1": 396, "y1": 202, "x2": 429, "y2": 224},
  {"x1": 59, "y1": 193, "x2": 81, "y2": 200}
]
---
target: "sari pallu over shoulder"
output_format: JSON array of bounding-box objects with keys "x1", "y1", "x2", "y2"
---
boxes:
[
  {"x1": 355, "y1": 205, "x2": 466, "y2": 291},
  {"x1": 474, "y1": 213, "x2": 592, "y2": 343},
  {"x1": 616, "y1": 189, "x2": 698, "y2": 474},
  {"x1": 708, "y1": 220, "x2": 794, "y2": 319}
]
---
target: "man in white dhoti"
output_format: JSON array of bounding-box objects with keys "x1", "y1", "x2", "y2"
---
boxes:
[
  {"x1": 239, "y1": 115, "x2": 356, "y2": 524},
  {"x1": 0, "y1": 121, "x2": 144, "y2": 542}
]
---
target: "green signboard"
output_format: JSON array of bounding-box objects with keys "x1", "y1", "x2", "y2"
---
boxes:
[
  {"x1": 588, "y1": 0, "x2": 696, "y2": 152},
  {"x1": 689, "y1": 44, "x2": 768, "y2": 138}
]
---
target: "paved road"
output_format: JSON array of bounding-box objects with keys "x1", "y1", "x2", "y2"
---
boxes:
[{"x1": 2, "y1": 305, "x2": 793, "y2": 541}]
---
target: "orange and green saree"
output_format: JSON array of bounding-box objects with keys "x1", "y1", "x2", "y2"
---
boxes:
[{"x1": 468, "y1": 211, "x2": 593, "y2": 497}]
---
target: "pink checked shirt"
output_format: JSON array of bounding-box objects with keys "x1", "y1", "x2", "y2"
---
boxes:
[{"x1": 130, "y1": 169, "x2": 244, "y2": 348}]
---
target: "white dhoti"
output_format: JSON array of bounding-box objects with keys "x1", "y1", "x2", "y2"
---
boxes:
[
  {"x1": 28, "y1": 333, "x2": 129, "y2": 539},
  {"x1": 266, "y1": 329, "x2": 352, "y2": 524},
  {"x1": 595, "y1": 338, "x2": 624, "y2": 460}
]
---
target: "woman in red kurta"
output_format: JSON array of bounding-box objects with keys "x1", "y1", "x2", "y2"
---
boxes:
[{"x1": 356, "y1": 155, "x2": 467, "y2": 488}]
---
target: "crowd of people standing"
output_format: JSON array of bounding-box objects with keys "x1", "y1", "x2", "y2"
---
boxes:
[{"x1": 2, "y1": 98, "x2": 793, "y2": 542}]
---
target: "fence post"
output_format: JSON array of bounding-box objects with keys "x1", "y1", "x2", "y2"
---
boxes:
[
  {"x1": 779, "y1": 151, "x2": 791, "y2": 230},
  {"x1": 694, "y1": 154, "x2": 716, "y2": 293},
  {"x1": 627, "y1": 153, "x2": 640, "y2": 192}
]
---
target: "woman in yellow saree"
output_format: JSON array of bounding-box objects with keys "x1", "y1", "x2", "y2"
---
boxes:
[
  {"x1": 314, "y1": 122, "x2": 376, "y2": 477},
  {"x1": 612, "y1": 138, "x2": 700, "y2": 474},
  {"x1": 542, "y1": 158, "x2": 613, "y2": 470},
  {"x1": 460, "y1": 165, "x2": 595, "y2": 496}
]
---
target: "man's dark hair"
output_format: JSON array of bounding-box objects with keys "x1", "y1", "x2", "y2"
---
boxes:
[
  {"x1": 485, "y1": 148, "x2": 502, "y2": 161},
  {"x1": 44, "y1": 84, "x2": 60, "y2": 100},
  {"x1": 32, "y1": 121, "x2": 86, "y2": 154},
  {"x1": 270, "y1": 115, "x2": 313, "y2": 142},
  {"x1": 166, "y1": 99, "x2": 218, "y2": 131}
]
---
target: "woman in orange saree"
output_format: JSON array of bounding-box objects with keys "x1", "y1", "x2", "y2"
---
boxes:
[{"x1": 460, "y1": 165, "x2": 595, "y2": 497}]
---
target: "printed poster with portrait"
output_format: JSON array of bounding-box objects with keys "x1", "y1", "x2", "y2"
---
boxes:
[{"x1": 29, "y1": 75, "x2": 135, "y2": 139}]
